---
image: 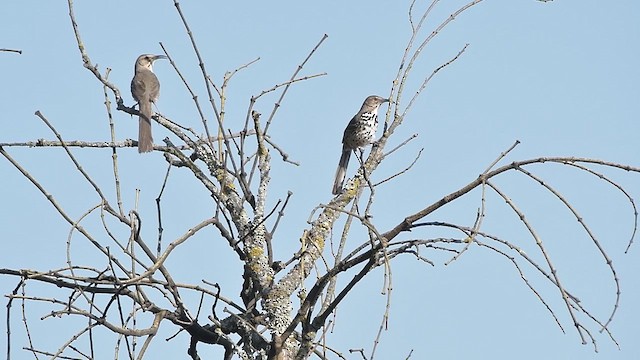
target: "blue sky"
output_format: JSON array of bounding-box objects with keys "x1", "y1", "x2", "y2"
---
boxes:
[{"x1": 1, "y1": 1, "x2": 639, "y2": 359}]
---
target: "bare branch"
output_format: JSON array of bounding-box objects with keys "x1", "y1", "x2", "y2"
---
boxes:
[
  {"x1": 486, "y1": 180, "x2": 587, "y2": 345},
  {"x1": 382, "y1": 157, "x2": 640, "y2": 242},
  {"x1": 0, "y1": 48, "x2": 22, "y2": 54}
]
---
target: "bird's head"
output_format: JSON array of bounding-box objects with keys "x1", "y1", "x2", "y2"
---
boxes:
[
  {"x1": 135, "y1": 54, "x2": 168, "y2": 71},
  {"x1": 362, "y1": 95, "x2": 390, "y2": 111}
]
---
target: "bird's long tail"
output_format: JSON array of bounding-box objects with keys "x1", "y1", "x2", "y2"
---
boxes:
[
  {"x1": 138, "y1": 99, "x2": 154, "y2": 153},
  {"x1": 332, "y1": 147, "x2": 351, "y2": 195}
]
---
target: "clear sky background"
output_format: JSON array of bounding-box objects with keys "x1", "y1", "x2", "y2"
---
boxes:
[{"x1": 1, "y1": 1, "x2": 639, "y2": 359}]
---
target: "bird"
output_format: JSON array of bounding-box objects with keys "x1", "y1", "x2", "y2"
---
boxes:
[
  {"x1": 332, "y1": 95, "x2": 389, "y2": 195},
  {"x1": 130, "y1": 54, "x2": 167, "y2": 153}
]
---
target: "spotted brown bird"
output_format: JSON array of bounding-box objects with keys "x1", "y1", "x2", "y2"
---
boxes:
[
  {"x1": 332, "y1": 95, "x2": 389, "y2": 195},
  {"x1": 131, "y1": 54, "x2": 167, "y2": 153}
]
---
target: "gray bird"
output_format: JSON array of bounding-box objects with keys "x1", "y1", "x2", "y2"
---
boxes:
[
  {"x1": 332, "y1": 95, "x2": 389, "y2": 195},
  {"x1": 130, "y1": 54, "x2": 167, "y2": 153}
]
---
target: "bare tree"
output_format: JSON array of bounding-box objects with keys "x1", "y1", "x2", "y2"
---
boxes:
[{"x1": 2, "y1": 1, "x2": 638, "y2": 359}]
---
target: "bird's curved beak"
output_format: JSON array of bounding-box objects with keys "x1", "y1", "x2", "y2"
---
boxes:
[{"x1": 153, "y1": 55, "x2": 168, "y2": 61}]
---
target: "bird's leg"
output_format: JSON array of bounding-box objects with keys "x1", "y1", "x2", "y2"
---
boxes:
[
  {"x1": 353, "y1": 148, "x2": 366, "y2": 178},
  {"x1": 151, "y1": 101, "x2": 162, "y2": 114},
  {"x1": 130, "y1": 102, "x2": 139, "y2": 120},
  {"x1": 354, "y1": 148, "x2": 375, "y2": 193},
  {"x1": 355, "y1": 148, "x2": 365, "y2": 166}
]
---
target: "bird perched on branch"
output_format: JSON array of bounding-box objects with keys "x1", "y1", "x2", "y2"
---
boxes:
[
  {"x1": 332, "y1": 95, "x2": 389, "y2": 195},
  {"x1": 131, "y1": 54, "x2": 167, "y2": 153}
]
